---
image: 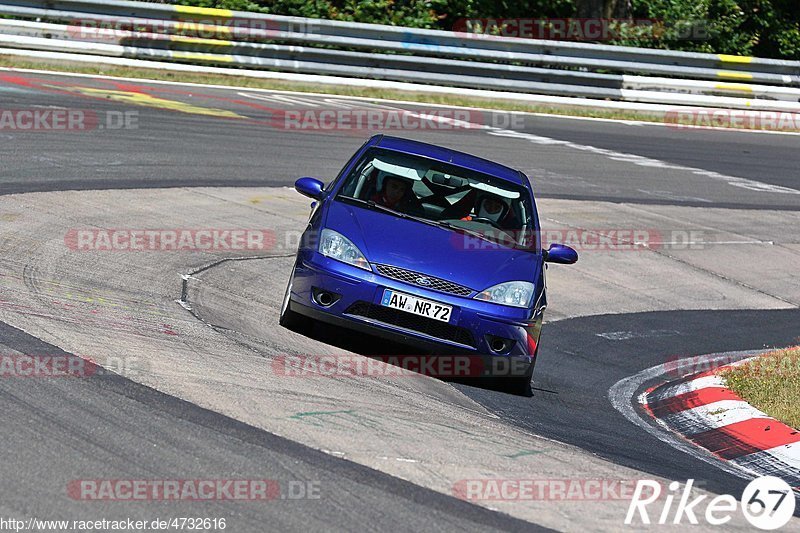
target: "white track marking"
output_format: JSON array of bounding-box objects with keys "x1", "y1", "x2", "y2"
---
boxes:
[
  {"x1": 388, "y1": 109, "x2": 800, "y2": 196},
  {"x1": 651, "y1": 375, "x2": 727, "y2": 398},
  {"x1": 760, "y1": 442, "x2": 800, "y2": 470},
  {"x1": 237, "y1": 92, "x2": 320, "y2": 107},
  {"x1": 660, "y1": 400, "x2": 771, "y2": 433},
  {"x1": 318, "y1": 98, "x2": 360, "y2": 109},
  {"x1": 320, "y1": 98, "x2": 393, "y2": 109},
  {"x1": 609, "y1": 351, "x2": 763, "y2": 482},
  {"x1": 238, "y1": 92, "x2": 395, "y2": 110},
  {"x1": 486, "y1": 128, "x2": 800, "y2": 195}
]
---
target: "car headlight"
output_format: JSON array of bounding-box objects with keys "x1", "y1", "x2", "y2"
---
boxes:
[
  {"x1": 318, "y1": 228, "x2": 370, "y2": 270},
  {"x1": 474, "y1": 281, "x2": 535, "y2": 308}
]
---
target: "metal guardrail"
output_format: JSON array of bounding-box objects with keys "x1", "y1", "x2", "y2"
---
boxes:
[{"x1": 1, "y1": 0, "x2": 799, "y2": 111}]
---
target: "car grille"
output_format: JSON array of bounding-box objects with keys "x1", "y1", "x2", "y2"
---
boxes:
[
  {"x1": 345, "y1": 301, "x2": 476, "y2": 348},
  {"x1": 374, "y1": 264, "x2": 473, "y2": 297}
]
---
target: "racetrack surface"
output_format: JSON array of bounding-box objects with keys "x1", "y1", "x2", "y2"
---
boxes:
[
  {"x1": 0, "y1": 321, "x2": 540, "y2": 533},
  {"x1": 2, "y1": 70, "x2": 800, "y2": 209},
  {"x1": 456, "y1": 309, "x2": 800, "y2": 497},
  {"x1": 1, "y1": 69, "x2": 799, "y2": 530}
]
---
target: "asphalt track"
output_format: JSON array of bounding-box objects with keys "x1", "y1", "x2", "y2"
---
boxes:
[
  {"x1": 0, "y1": 321, "x2": 538, "y2": 532},
  {"x1": 1, "y1": 69, "x2": 799, "y2": 529},
  {"x1": 2, "y1": 71, "x2": 800, "y2": 210},
  {"x1": 455, "y1": 309, "x2": 800, "y2": 498}
]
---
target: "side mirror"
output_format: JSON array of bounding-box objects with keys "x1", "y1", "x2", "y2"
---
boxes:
[
  {"x1": 295, "y1": 177, "x2": 325, "y2": 200},
  {"x1": 545, "y1": 243, "x2": 578, "y2": 264}
]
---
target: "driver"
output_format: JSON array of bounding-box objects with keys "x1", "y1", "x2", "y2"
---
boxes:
[
  {"x1": 371, "y1": 174, "x2": 423, "y2": 215},
  {"x1": 461, "y1": 194, "x2": 516, "y2": 229},
  {"x1": 476, "y1": 195, "x2": 509, "y2": 224}
]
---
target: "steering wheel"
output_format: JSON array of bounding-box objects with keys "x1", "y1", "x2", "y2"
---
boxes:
[{"x1": 469, "y1": 216, "x2": 503, "y2": 229}]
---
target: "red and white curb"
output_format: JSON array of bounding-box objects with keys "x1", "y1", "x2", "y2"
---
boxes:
[{"x1": 639, "y1": 357, "x2": 800, "y2": 490}]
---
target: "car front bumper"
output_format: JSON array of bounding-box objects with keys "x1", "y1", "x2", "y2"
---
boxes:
[{"x1": 288, "y1": 252, "x2": 542, "y2": 376}]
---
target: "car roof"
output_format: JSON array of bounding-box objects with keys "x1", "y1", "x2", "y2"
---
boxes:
[{"x1": 372, "y1": 135, "x2": 526, "y2": 186}]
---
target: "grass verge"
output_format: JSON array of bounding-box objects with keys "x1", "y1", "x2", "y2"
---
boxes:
[
  {"x1": 723, "y1": 346, "x2": 800, "y2": 429},
  {"x1": 2, "y1": 55, "x2": 793, "y2": 132},
  {"x1": 0, "y1": 54, "x2": 668, "y2": 124}
]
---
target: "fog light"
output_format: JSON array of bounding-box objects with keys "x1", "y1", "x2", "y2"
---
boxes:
[
  {"x1": 485, "y1": 334, "x2": 515, "y2": 354},
  {"x1": 312, "y1": 287, "x2": 340, "y2": 308}
]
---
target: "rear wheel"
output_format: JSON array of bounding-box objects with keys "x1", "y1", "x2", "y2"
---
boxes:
[{"x1": 279, "y1": 267, "x2": 313, "y2": 334}]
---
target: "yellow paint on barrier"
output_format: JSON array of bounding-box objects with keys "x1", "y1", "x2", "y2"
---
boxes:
[
  {"x1": 718, "y1": 54, "x2": 753, "y2": 64},
  {"x1": 714, "y1": 83, "x2": 754, "y2": 93},
  {"x1": 173, "y1": 5, "x2": 233, "y2": 18},
  {"x1": 172, "y1": 51, "x2": 236, "y2": 63},
  {"x1": 170, "y1": 36, "x2": 233, "y2": 47},
  {"x1": 717, "y1": 70, "x2": 754, "y2": 81},
  {"x1": 53, "y1": 86, "x2": 245, "y2": 118}
]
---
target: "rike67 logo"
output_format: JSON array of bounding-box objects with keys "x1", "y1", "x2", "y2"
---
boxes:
[{"x1": 626, "y1": 476, "x2": 796, "y2": 530}]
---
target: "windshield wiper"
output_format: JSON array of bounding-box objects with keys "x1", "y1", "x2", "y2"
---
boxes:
[
  {"x1": 341, "y1": 198, "x2": 443, "y2": 230},
  {"x1": 436, "y1": 221, "x2": 498, "y2": 245},
  {"x1": 340, "y1": 196, "x2": 411, "y2": 219}
]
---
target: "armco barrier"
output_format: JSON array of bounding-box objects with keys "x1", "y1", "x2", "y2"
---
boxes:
[{"x1": 1, "y1": 0, "x2": 799, "y2": 111}]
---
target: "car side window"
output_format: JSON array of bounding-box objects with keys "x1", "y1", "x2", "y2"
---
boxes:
[
  {"x1": 340, "y1": 159, "x2": 372, "y2": 198},
  {"x1": 327, "y1": 139, "x2": 372, "y2": 194}
]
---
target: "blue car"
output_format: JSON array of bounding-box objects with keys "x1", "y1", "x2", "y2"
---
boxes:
[{"x1": 280, "y1": 135, "x2": 577, "y2": 394}]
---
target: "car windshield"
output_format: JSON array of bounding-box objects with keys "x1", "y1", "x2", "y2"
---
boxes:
[{"x1": 336, "y1": 148, "x2": 537, "y2": 251}]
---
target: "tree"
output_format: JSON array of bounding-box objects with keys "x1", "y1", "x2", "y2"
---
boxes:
[{"x1": 575, "y1": 0, "x2": 631, "y2": 18}]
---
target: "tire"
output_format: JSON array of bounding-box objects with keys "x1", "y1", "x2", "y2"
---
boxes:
[
  {"x1": 279, "y1": 267, "x2": 313, "y2": 334},
  {"x1": 501, "y1": 374, "x2": 533, "y2": 396},
  {"x1": 497, "y1": 355, "x2": 535, "y2": 396}
]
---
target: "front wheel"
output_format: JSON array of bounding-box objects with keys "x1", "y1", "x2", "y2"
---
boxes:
[
  {"x1": 279, "y1": 267, "x2": 313, "y2": 334},
  {"x1": 499, "y1": 373, "x2": 533, "y2": 396},
  {"x1": 497, "y1": 353, "x2": 535, "y2": 396}
]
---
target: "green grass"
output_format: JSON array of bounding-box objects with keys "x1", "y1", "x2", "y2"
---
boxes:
[{"x1": 723, "y1": 346, "x2": 800, "y2": 429}]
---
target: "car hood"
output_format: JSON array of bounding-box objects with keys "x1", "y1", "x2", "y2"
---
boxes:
[{"x1": 324, "y1": 200, "x2": 542, "y2": 291}]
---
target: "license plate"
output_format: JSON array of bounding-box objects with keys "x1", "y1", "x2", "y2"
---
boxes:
[{"x1": 381, "y1": 289, "x2": 452, "y2": 323}]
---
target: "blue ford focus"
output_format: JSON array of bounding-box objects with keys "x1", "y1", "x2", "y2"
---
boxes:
[{"x1": 280, "y1": 135, "x2": 577, "y2": 394}]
